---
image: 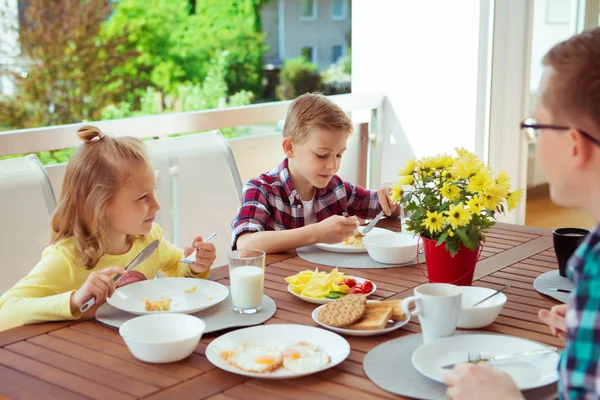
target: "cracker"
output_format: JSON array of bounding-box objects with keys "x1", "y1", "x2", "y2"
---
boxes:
[{"x1": 318, "y1": 294, "x2": 367, "y2": 327}]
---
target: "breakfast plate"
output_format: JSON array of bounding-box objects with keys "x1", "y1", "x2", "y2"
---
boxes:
[
  {"x1": 287, "y1": 276, "x2": 377, "y2": 305},
  {"x1": 107, "y1": 278, "x2": 229, "y2": 315},
  {"x1": 312, "y1": 300, "x2": 410, "y2": 336},
  {"x1": 314, "y1": 227, "x2": 393, "y2": 253},
  {"x1": 205, "y1": 324, "x2": 350, "y2": 379},
  {"x1": 412, "y1": 334, "x2": 559, "y2": 390}
]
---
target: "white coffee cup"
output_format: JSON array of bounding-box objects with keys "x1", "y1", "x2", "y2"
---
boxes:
[{"x1": 402, "y1": 283, "x2": 462, "y2": 343}]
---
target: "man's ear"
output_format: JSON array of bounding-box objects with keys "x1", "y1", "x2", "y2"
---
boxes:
[
  {"x1": 282, "y1": 137, "x2": 295, "y2": 158},
  {"x1": 570, "y1": 129, "x2": 593, "y2": 169}
]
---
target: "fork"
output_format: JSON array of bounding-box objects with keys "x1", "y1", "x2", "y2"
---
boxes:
[
  {"x1": 467, "y1": 347, "x2": 558, "y2": 363},
  {"x1": 342, "y1": 212, "x2": 364, "y2": 239}
]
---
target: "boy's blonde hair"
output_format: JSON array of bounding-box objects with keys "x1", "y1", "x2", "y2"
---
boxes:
[
  {"x1": 543, "y1": 27, "x2": 600, "y2": 136},
  {"x1": 50, "y1": 126, "x2": 151, "y2": 269},
  {"x1": 282, "y1": 93, "x2": 352, "y2": 142}
]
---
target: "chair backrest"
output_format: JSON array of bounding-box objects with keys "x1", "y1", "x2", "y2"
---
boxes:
[
  {"x1": 0, "y1": 155, "x2": 56, "y2": 294},
  {"x1": 146, "y1": 131, "x2": 243, "y2": 268}
]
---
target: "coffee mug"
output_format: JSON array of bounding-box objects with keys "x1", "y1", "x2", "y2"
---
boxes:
[
  {"x1": 553, "y1": 228, "x2": 589, "y2": 277},
  {"x1": 402, "y1": 283, "x2": 462, "y2": 343}
]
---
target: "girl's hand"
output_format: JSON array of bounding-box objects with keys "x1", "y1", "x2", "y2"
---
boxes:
[
  {"x1": 70, "y1": 266, "x2": 126, "y2": 314},
  {"x1": 184, "y1": 236, "x2": 216, "y2": 274}
]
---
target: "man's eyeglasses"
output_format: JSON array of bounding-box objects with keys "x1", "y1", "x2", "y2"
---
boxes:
[{"x1": 520, "y1": 117, "x2": 600, "y2": 146}]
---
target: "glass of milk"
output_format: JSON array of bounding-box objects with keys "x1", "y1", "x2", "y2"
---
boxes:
[{"x1": 228, "y1": 250, "x2": 266, "y2": 314}]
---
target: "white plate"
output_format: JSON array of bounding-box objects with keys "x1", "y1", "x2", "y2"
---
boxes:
[
  {"x1": 412, "y1": 334, "x2": 560, "y2": 390},
  {"x1": 107, "y1": 278, "x2": 229, "y2": 315},
  {"x1": 314, "y1": 227, "x2": 392, "y2": 253},
  {"x1": 287, "y1": 276, "x2": 377, "y2": 305},
  {"x1": 205, "y1": 324, "x2": 350, "y2": 379},
  {"x1": 312, "y1": 301, "x2": 411, "y2": 336}
]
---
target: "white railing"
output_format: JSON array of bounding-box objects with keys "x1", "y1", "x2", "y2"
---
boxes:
[{"x1": 0, "y1": 93, "x2": 385, "y2": 191}]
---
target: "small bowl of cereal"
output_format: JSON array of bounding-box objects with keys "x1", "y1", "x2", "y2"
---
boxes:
[
  {"x1": 119, "y1": 313, "x2": 205, "y2": 363},
  {"x1": 362, "y1": 233, "x2": 418, "y2": 264}
]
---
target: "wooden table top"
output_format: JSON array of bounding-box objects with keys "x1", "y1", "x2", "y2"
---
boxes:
[{"x1": 0, "y1": 220, "x2": 562, "y2": 400}]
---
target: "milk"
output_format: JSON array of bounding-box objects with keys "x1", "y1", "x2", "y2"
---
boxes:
[{"x1": 230, "y1": 265, "x2": 264, "y2": 309}]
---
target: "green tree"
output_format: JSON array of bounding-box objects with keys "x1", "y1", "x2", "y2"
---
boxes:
[{"x1": 101, "y1": 0, "x2": 267, "y2": 100}]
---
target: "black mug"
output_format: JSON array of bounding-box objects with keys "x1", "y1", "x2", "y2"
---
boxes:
[{"x1": 553, "y1": 228, "x2": 589, "y2": 277}]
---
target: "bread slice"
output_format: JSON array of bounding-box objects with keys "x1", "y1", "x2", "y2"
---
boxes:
[
  {"x1": 377, "y1": 299, "x2": 406, "y2": 321},
  {"x1": 345, "y1": 304, "x2": 393, "y2": 330}
]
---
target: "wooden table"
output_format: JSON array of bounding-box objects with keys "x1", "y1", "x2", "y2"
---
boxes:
[{"x1": 0, "y1": 221, "x2": 563, "y2": 400}]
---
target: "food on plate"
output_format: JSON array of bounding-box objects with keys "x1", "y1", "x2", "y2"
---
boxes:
[
  {"x1": 282, "y1": 342, "x2": 331, "y2": 373},
  {"x1": 284, "y1": 268, "x2": 374, "y2": 299},
  {"x1": 318, "y1": 297, "x2": 406, "y2": 331},
  {"x1": 317, "y1": 294, "x2": 367, "y2": 327},
  {"x1": 184, "y1": 285, "x2": 197, "y2": 293},
  {"x1": 342, "y1": 235, "x2": 364, "y2": 248},
  {"x1": 225, "y1": 343, "x2": 283, "y2": 373},
  {"x1": 221, "y1": 342, "x2": 330, "y2": 374},
  {"x1": 116, "y1": 270, "x2": 147, "y2": 288},
  {"x1": 345, "y1": 303, "x2": 393, "y2": 330},
  {"x1": 145, "y1": 298, "x2": 172, "y2": 312}
]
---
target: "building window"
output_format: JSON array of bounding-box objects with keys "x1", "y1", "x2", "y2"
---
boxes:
[
  {"x1": 331, "y1": 0, "x2": 347, "y2": 20},
  {"x1": 332, "y1": 45, "x2": 343, "y2": 63},
  {"x1": 301, "y1": 46, "x2": 316, "y2": 63},
  {"x1": 300, "y1": 0, "x2": 317, "y2": 21}
]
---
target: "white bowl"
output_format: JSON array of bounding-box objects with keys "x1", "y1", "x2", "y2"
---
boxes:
[
  {"x1": 457, "y1": 286, "x2": 507, "y2": 329},
  {"x1": 362, "y1": 233, "x2": 418, "y2": 264},
  {"x1": 119, "y1": 313, "x2": 205, "y2": 363}
]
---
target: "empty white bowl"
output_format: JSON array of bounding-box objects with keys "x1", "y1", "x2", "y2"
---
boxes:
[
  {"x1": 457, "y1": 286, "x2": 507, "y2": 329},
  {"x1": 119, "y1": 313, "x2": 205, "y2": 363},
  {"x1": 362, "y1": 233, "x2": 418, "y2": 264}
]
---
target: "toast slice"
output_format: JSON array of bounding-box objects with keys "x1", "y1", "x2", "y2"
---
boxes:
[
  {"x1": 377, "y1": 299, "x2": 406, "y2": 321},
  {"x1": 345, "y1": 304, "x2": 393, "y2": 330}
]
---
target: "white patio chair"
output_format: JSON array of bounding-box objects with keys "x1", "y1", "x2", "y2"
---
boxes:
[
  {"x1": 0, "y1": 155, "x2": 57, "y2": 294},
  {"x1": 146, "y1": 131, "x2": 243, "y2": 269}
]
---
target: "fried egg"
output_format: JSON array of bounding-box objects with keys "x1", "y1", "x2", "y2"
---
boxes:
[
  {"x1": 282, "y1": 342, "x2": 330, "y2": 373},
  {"x1": 226, "y1": 343, "x2": 283, "y2": 373}
]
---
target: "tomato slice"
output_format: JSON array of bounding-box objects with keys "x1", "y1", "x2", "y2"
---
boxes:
[
  {"x1": 348, "y1": 286, "x2": 364, "y2": 294},
  {"x1": 341, "y1": 278, "x2": 357, "y2": 288},
  {"x1": 361, "y1": 280, "x2": 374, "y2": 293}
]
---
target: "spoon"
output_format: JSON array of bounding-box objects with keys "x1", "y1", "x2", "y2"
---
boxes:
[{"x1": 472, "y1": 284, "x2": 510, "y2": 307}]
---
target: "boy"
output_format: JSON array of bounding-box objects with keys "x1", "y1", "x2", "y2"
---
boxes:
[
  {"x1": 444, "y1": 28, "x2": 600, "y2": 399},
  {"x1": 232, "y1": 93, "x2": 398, "y2": 253}
]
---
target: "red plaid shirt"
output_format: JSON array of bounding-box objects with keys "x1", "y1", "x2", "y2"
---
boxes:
[{"x1": 231, "y1": 158, "x2": 381, "y2": 249}]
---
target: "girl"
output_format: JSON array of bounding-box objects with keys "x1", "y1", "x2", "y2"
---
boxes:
[{"x1": 0, "y1": 126, "x2": 216, "y2": 331}]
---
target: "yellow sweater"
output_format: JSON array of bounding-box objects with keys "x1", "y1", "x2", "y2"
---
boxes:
[{"x1": 0, "y1": 223, "x2": 210, "y2": 331}]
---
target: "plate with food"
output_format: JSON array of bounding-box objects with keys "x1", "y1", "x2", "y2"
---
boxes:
[
  {"x1": 311, "y1": 295, "x2": 410, "y2": 337},
  {"x1": 107, "y1": 277, "x2": 229, "y2": 315},
  {"x1": 285, "y1": 267, "x2": 376, "y2": 305},
  {"x1": 314, "y1": 226, "x2": 393, "y2": 253},
  {"x1": 205, "y1": 324, "x2": 350, "y2": 379}
]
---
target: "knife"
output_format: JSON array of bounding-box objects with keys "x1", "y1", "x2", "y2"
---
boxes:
[
  {"x1": 362, "y1": 210, "x2": 385, "y2": 236},
  {"x1": 548, "y1": 288, "x2": 571, "y2": 293},
  {"x1": 79, "y1": 239, "x2": 160, "y2": 313}
]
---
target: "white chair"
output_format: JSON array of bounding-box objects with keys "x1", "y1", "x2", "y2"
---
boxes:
[
  {"x1": 0, "y1": 155, "x2": 57, "y2": 294},
  {"x1": 146, "y1": 131, "x2": 243, "y2": 269}
]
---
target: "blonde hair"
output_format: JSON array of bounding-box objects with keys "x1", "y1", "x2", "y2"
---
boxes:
[
  {"x1": 50, "y1": 126, "x2": 151, "y2": 269},
  {"x1": 543, "y1": 27, "x2": 600, "y2": 135},
  {"x1": 282, "y1": 93, "x2": 352, "y2": 143}
]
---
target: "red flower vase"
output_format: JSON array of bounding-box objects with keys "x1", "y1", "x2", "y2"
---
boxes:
[{"x1": 419, "y1": 236, "x2": 481, "y2": 286}]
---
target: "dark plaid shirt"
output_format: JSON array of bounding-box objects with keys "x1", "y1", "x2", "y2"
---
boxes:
[
  {"x1": 560, "y1": 223, "x2": 600, "y2": 398},
  {"x1": 231, "y1": 158, "x2": 381, "y2": 249}
]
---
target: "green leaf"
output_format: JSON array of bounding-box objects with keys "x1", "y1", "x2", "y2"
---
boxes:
[
  {"x1": 445, "y1": 239, "x2": 461, "y2": 257},
  {"x1": 436, "y1": 231, "x2": 450, "y2": 246}
]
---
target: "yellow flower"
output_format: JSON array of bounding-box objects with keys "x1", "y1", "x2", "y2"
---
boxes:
[
  {"x1": 455, "y1": 147, "x2": 477, "y2": 159},
  {"x1": 398, "y1": 175, "x2": 414, "y2": 186},
  {"x1": 467, "y1": 172, "x2": 493, "y2": 194},
  {"x1": 482, "y1": 185, "x2": 507, "y2": 210},
  {"x1": 450, "y1": 155, "x2": 481, "y2": 179},
  {"x1": 446, "y1": 203, "x2": 472, "y2": 230},
  {"x1": 422, "y1": 211, "x2": 445, "y2": 234},
  {"x1": 507, "y1": 190, "x2": 523, "y2": 211},
  {"x1": 390, "y1": 184, "x2": 404, "y2": 204},
  {"x1": 466, "y1": 196, "x2": 484, "y2": 215},
  {"x1": 496, "y1": 170, "x2": 511, "y2": 191},
  {"x1": 440, "y1": 183, "x2": 461, "y2": 202},
  {"x1": 399, "y1": 159, "x2": 416, "y2": 176},
  {"x1": 448, "y1": 230, "x2": 455, "y2": 237}
]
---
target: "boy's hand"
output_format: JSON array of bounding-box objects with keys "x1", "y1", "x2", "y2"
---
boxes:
[
  {"x1": 184, "y1": 236, "x2": 216, "y2": 274},
  {"x1": 378, "y1": 185, "x2": 398, "y2": 216},
  {"x1": 538, "y1": 304, "x2": 568, "y2": 340},
  {"x1": 443, "y1": 363, "x2": 523, "y2": 400},
  {"x1": 316, "y1": 215, "x2": 360, "y2": 244},
  {"x1": 70, "y1": 266, "x2": 127, "y2": 314}
]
